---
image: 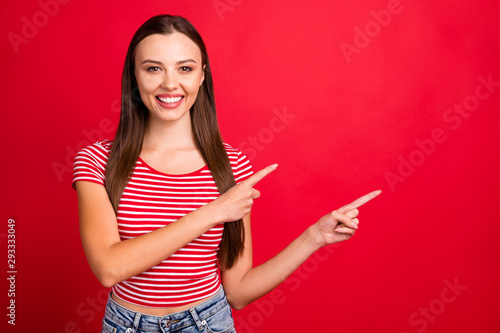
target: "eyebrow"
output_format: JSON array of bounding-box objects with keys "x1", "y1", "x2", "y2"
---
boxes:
[{"x1": 140, "y1": 59, "x2": 198, "y2": 65}]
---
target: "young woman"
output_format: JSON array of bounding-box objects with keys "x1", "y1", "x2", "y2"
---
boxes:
[{"x1": 72, "y1": 14, "x2": 381, "y2": 333}]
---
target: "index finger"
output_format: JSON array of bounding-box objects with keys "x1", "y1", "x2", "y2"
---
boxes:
[
  {"x1": 339, "y1": 190, "x2": 382, "y2": 213},
  {"x1": 244, "y1": 164, "x2": 278, "y2": 187}
]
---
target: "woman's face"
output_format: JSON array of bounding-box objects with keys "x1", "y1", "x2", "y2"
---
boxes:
[{"x1": 134, "y1": 32, "x2": 205, "y2": 124}]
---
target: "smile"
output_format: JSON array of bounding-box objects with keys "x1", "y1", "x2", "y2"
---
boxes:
[{"x1": 156, "y1": 96, "x2": 183, "y2": 104}]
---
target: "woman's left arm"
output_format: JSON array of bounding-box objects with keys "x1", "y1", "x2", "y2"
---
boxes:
[{"x1": 221, "y1": 190, "x2": 381, "y2": 310}]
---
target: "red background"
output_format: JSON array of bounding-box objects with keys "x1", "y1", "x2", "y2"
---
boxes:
[{"x1": 2, "y1": 0, "x2": 500, "y2": 332}]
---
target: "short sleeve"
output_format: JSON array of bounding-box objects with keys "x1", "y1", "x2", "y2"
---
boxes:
[
  {"x1": 234, "y1": 151, "x2": 254, "y2": 183},
  {"x1": 226, "y1": 145, "x2": 254, "y2": 184},
  {"x1": 71, "y1": 141, "x2": 110, "y2": 189}
]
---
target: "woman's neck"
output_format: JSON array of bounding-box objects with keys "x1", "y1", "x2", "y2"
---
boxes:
[{"x1": 142, "y1": 114, "x2": 197, "y2": 153}]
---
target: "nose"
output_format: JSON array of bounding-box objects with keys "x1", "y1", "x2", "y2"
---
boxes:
[{"x1": 161, "y1": 70, "x2": 179, "y2": 90}]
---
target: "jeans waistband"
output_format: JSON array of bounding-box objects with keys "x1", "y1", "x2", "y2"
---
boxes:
[{"x1": 104, "y1": 285, "x2": 227, "y2": 332}]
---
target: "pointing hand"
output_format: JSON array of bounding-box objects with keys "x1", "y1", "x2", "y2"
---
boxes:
[{"x1": 313, "y1": 190, "x2": 382, "y2": 246}]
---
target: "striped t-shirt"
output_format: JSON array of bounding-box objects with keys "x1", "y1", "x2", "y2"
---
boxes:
[{"x1": 72, "y1": 139, "x2": 253, "y2": 307}]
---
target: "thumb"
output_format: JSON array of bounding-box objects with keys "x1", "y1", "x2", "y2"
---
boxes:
[{"x1": 251, "y1": 188, "x2": 261, "y2": 199}]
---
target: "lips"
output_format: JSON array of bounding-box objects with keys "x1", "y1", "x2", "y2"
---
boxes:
[{"x1": 155, "y1": 94, "x2": 184, "y2": 108}]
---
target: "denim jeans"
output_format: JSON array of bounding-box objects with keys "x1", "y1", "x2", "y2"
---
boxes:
[{"x1": 101, "y1": 286, "x2": 236, "y2": 333}]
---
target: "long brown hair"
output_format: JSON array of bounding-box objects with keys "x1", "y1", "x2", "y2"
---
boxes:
[{"x1": 105, "y1": 15, "x2": 244, "y2": 270}]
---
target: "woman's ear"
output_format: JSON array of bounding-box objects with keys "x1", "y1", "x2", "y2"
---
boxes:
[{"x1": 200, "y1": 64, "x2": 206, "y2": 86}]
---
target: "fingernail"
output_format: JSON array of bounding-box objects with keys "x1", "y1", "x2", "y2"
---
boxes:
[
  {"x1": 351, "y1": 222, "x2": 358, "y2": 229},
  {"x1": 335, "y1": 227, "x2": 342, "y2": 232},
  {"x1": 270, "y1": 164, "x2": 278, "y2": 170}
]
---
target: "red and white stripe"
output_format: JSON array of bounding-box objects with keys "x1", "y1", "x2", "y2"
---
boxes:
[{"x1": 72, "y1": 140, "x2": 253, "y2": 307}]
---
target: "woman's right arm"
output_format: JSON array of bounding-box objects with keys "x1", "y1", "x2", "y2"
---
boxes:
[
  {"x1": 76, "y1": 164, "x2": 276, "y2": 288},
  {"x1": 77, "y1": 180, "x2": 221, "y2": 287}
]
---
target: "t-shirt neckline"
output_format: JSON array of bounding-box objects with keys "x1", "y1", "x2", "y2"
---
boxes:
[{"x1": 137, "y1": 157, "x2": 208, "y2": 177}]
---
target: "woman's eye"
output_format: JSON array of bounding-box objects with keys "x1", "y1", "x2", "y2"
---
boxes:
[
  {"x1": 179, "y1": 66, "x2": 192, "y2": 72},
  {"x1": 147, "y1": 67, "x2": 161, "y2": 72}
]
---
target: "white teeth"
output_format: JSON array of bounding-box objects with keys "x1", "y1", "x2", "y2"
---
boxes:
[{"x1": 158, "y1": 96, "x2": 182, "y2": 103}]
